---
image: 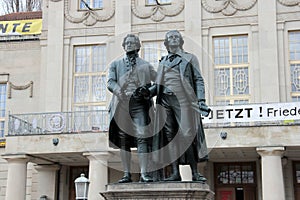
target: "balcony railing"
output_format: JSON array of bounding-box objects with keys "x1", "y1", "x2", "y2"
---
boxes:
[
  {"x1": 8, "y1": 110, "x2": 109, "y2": 136},
  {"x1": 7, "y1": 102, "x2": 300, "y2": 136}
]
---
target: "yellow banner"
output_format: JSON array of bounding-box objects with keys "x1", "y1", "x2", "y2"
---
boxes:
[{"x1": 0, "y1": 19, "x2": 42, "y2": 36}]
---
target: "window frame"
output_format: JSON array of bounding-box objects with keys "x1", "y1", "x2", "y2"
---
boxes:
[
  {"x1": 213, "y1": 35, "x2": 250, "y2": 105},
  {"x1": 214, "y1": 162, "x2": 257, "y2": 187},
  {"x1": 288, "y1": 31, "x2": 300, "y2": 102},
  {"x1": 0, "y1": 74, "x2": 9, "y2": 139},
  {"x1": 78, "y1": 0, "x2": 104, "y2": 11},
  {"x1": 72, "y1": 44, "x2": 107, "y2": 111},
  {"x1": 141, "y1": 40, "x2": 168, "y2": 70},
  {"x1": 145, "y1": 0, "x2": 172, "y2": 6}
]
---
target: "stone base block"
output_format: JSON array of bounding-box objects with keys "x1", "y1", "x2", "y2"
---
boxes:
[{"x1": 100, "y1": 182, "x2": 214, "y2": 200}]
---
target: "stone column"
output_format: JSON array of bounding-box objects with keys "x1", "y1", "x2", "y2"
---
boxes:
[
  {"x1": 256, "y1": 146, "x2": 285, "y2": 200},
  {"x1": 35, "y1": 164, "x2": 61, "y2": 200},
  {"x1": 3, "y1": 155, "x2": 30, "y2": 200},
  {"x1": 84, "y1": 152, "x2": 109, "y2": 200}
]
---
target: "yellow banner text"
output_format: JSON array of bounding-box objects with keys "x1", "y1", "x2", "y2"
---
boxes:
[{"x1": 0, "y1": 19, "x2": 42, "y2": 36}]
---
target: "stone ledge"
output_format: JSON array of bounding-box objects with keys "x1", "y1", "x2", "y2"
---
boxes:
[{"x1": 100, "y1": 182, "x2": 214, "y2": 200}]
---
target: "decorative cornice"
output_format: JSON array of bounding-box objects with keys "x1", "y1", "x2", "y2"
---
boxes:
[
  {"x1": 64, "y1": 0, "x2": 115, "y2": 26},
  {"x1": 64, "y1": 26, "x2": 115, "y2": 37},
  {"x1": 202, "y1": 15, "x2": 257, "y2": 28},
  {"x1": 8, "y1": 81, "x2": 33, "y2": 98},
  {"x1": 202, "y1": 0, "x2": 257, "y2": 16},
  {"x1": 132, "y1": 22, "x2": 184, "y2": 33},
  {"x1": 277, "y1": 11, "x2": 300, "y2": 21},
  {"x1": 131, "y1": 0, "x2": 184, "y2": 22},
  {"x1": 278, "y1": 0, "x2": 300, "y2": 6}
]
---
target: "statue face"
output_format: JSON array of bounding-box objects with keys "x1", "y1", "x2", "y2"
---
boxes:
[
  {"x1": 166, "y1": 31, "x2": 181, "y2": 48},
  {"x1": 124, "y1": 36, "x2": 138, "y2": 52}
]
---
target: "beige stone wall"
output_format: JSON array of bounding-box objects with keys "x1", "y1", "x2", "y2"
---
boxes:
[
  {"x1": 0, "y1": 41, "x2": 41, "y2": 114},
  {"x1": 1, "y1": 0, "x2": 300, "y2": 199},
  {"x1": 0, "y1": 148, "x2": 7, "y2": 200}
]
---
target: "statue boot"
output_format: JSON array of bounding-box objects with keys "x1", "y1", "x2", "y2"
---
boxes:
[
  {"x1": 119, "y1": 172, "x2": 132, "y2": 183},
  {"x1": 186, "y1": 146, "x2": 207, "y2": 183},
  {"x1": 138, "y1": 143, "x2": 153, "y2": 182},
  {"x1": 164, "y1": 161, "x2": 182, "y2": 181},
  {"x1": 119, "y1": 149, "x2": 132, "y2": 183}
]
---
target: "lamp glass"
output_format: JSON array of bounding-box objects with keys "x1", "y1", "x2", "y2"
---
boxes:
[{"x1": 75, "y1": 173, "x2": 89, "y2": 199}]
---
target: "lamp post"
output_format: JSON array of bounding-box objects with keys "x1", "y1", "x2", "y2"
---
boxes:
[{"x1": 75, "y1": 173, "x2": 90, "y2": 200}]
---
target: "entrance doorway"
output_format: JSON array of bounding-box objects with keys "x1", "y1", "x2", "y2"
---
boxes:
[
  {"x1": 68, "y1": 166, "x2": 89, "y2": 200},
  {"x1": 214, "y1": 162, "x2": 257, "y2": 200},
  {"x1": 293, "y1": 162, "x2": 300, "y2": 199}
]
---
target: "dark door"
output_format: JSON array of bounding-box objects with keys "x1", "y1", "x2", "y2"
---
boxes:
[
  {"x1": 215, "y1": 162, "x2": 257, "y2": 200},
  {"x1": 69, "y1": 166, "x2": 89, "y2": 200}
]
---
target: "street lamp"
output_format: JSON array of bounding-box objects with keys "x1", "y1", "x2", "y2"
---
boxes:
[
  {"x1": 74, "y1": 173, "x2": 90, "y2": 200},
  {"x1": 39, "y1": 195, "x2": 47, "y2": 200}
]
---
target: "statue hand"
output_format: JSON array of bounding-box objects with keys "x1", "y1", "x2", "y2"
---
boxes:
[
  {"x1": 116, "y1": 89, "x2": 127, "y2": 101},
  {"x1": 136, "y1": 86, "x2": 150, "y2": 99},
  {"x1": 198, "y1": 100, "x2": 211, "y2": 117}
]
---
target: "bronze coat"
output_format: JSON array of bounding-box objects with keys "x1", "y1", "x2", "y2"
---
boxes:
[
  {"x1": 107, "y1": 56, "x2": 157, "y2": 148},
  {"x1": 151, "y1": 50, "x2": 208, "y2": 165}
]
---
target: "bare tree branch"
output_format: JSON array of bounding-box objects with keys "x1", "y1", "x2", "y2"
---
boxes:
[{"x1": 1, "y1": 0, "x2": 42, "y2": 15}]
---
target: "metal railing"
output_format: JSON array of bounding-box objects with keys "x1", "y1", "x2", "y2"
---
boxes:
[
  {"x1": 8, "y1": 110, "x2": 109, "y2": 136},
  {"x1": 8, "y1": 102, "x2": 300, "y2": 136}
]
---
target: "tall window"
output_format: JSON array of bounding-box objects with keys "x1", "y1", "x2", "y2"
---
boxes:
[
  {"x1": 142, "y1": 41, "x2": 168, "y2": 69},
  {"x1": 289, "y1": 31, "x2": 300, "y2": 102},
  {"x1": 79, "y1": 0, "x2": 103, "y2": 10},
  {"x1": 73, "y1": 45, "x2": 107, "y2": 111},
  {"x1": 146, "y1": 0, "x2": 172, "y2": 5},
  {"x1": 73, "y1": 45, "x2": 107, "y2": 131},
  {"x1": 0, "y1": 84, "x2": 6, "y2": 137},
  {"x1": 213, "y1": 35, "x2": 250, "y2": 105}
]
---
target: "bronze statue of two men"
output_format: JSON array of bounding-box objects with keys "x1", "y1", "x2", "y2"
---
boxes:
[{"x1": 107, "y1": 30, "x2": 210, "y2": 184}]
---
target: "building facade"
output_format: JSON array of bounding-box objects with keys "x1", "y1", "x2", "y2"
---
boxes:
[{"x1": 0, "y1": 0, "x2": 300, "y2": 199}]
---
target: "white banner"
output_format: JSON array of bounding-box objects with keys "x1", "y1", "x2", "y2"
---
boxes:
[{"x1": 202, "y1": 102, "x2": 300, "y2": 124}]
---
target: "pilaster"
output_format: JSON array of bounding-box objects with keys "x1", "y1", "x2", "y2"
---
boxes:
[
  {"x1": 115, "y1": 0, "x2": 131, "y2": 35},
  {"x1": 258, "y1": 0, "x2": 280, "y2": 102},
  {"x1": 40, "y1": 0, "x2": 64, "y2": 111},
  {"x1": 184, "y1": 0, "x2": 203, "y2": 70}
]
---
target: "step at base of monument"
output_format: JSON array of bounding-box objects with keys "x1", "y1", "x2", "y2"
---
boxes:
[{"x1": 100, "y1": 181, "x2": 214, "y2": 200}]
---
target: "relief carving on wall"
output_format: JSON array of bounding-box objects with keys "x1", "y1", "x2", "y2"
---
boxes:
[
  {"x1": 278, "y1": 0, "x2": 300, "y2": 6},
  {"x1": 202, "y1": 0, "x2": 257, "y2": 16},
  {"x1": 51, "y1": 0, "x2": 115, "y2": 26},
  {"x1": 131, "y1": 0, "x2": 184, "y2": 22},
  {"x1": 8, "y1": 81, "x2": 33, "y2": 99}
]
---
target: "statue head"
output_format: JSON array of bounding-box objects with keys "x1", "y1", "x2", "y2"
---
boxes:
[
  {"x1": 164, "y1": 30, "x2": 184, "y2": 51},
  {"x1": 122, "y1": 34, "x2": 141, "y2": 53}
]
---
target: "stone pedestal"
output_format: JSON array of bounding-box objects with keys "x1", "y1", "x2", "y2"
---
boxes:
[{"x1": 100, "y1": 182, "x2": 214, "y2": 200}]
